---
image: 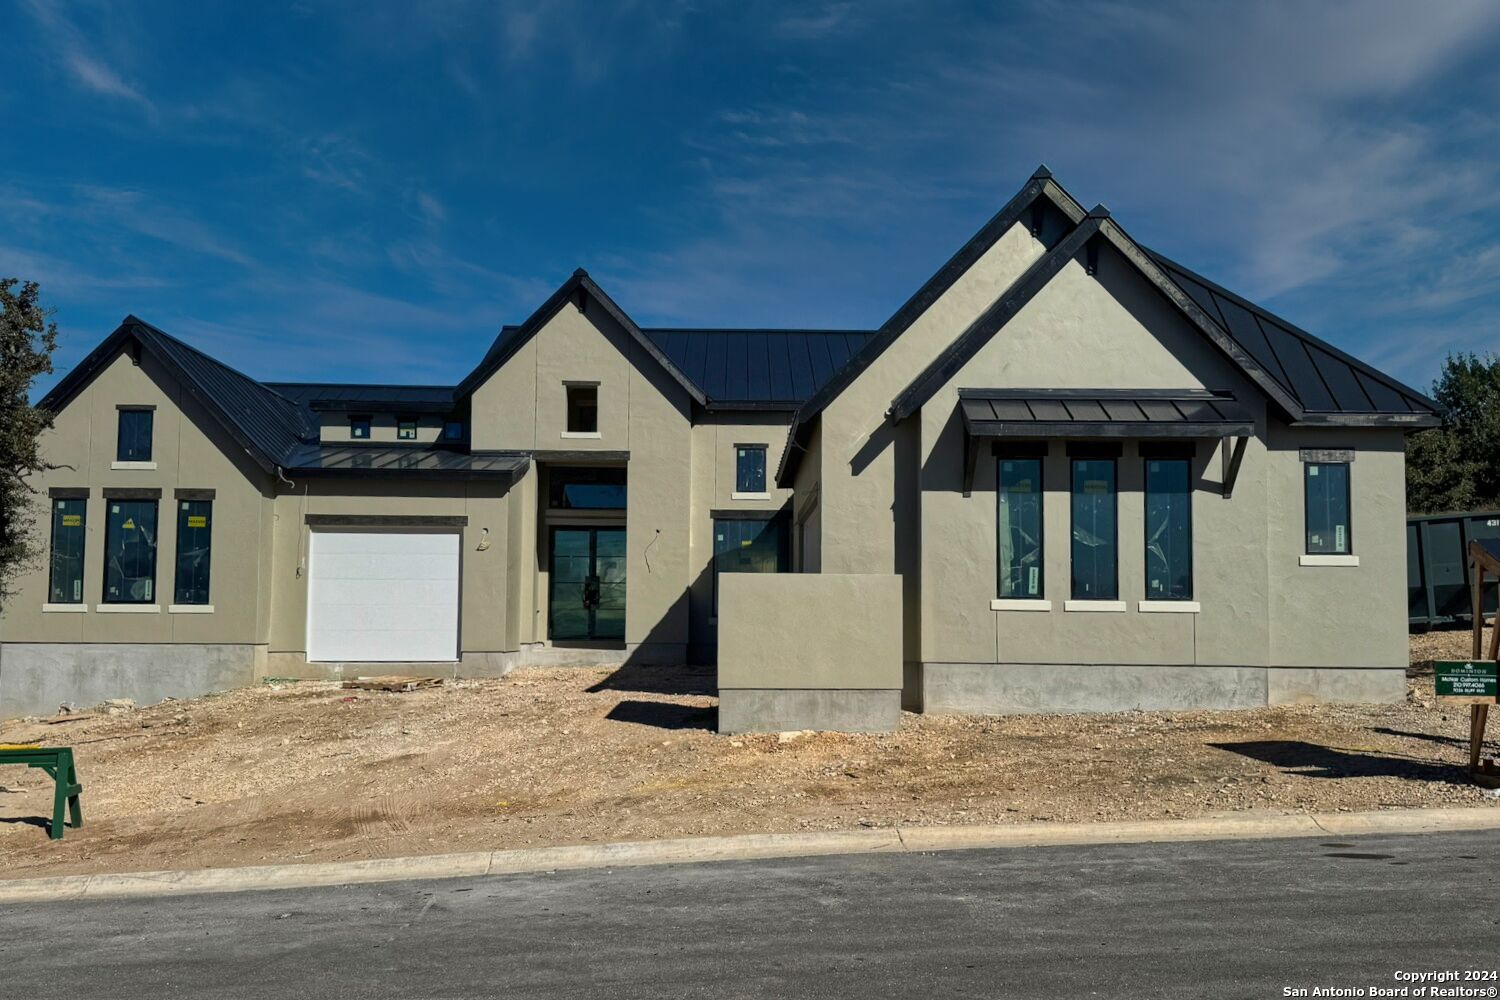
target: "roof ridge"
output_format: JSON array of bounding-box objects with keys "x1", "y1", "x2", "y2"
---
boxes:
[{"x1": 641, "y1": 327, "x2": 876, "y2": 335}]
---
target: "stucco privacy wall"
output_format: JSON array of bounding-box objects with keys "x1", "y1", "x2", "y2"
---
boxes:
[
  {"x1": 913, "y1": 242, "x2": 1407, "y2": 711},
  {"x1": 717, "y1": 573, "x2": 902, "y2": 733},
  {"x1": 0, "y1": 352, "x2": 274, "y2": 716},
  {"x1": 469, "y1": 298, "x2": 695, "y2": 659}
]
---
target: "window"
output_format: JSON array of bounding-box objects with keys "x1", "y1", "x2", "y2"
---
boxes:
[
  {"x1": 350, "y1": 416, "x2": 371, "y2": 440},
  {"x1": 548, "y1": 467, "x2": 626, "y2": 509},
  {"x1": 397, "y1": 417, "x2": 418, "y2": 441},
  {"x1": 174, "y1": 500, "x2": 213, "y2": 605},
  {"x1": 713, "y1": 516, "x2": 787, "y2": 614},
  {"x1": 1070, "y1": 459, "x2": 1117, "y2": 600},
  {"x1": 998, "y1": 458, "x2": 1043, "y2": 598},
  {"x1": 1305, "y1": 462, "x2": 1351, "y2": 554},
  {"x1": 1145, "y1": 459, "x2": 1193, "y2": 600},
  {"x1": 566, "y1": 385, "x2": 598, "y2": 434},
  {"x1": 48, "y1": 498, "x2": 87, "y2": 604},
  {"x1": 116, "y1": 409, "x2": 153, "y2": 462},
  {"x1": 103, "y1": 500, "x2": 158, "y2": 604},
  {"x1": 735, "y1": 445, "x2": 767, "y2": 495},
  {"x1": 443, "y1": 420, "x2": 464, "y2": 441}
]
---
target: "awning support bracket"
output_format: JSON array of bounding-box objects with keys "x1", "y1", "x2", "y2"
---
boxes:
[{"x1": 1222, "y1": 436, "x2": 1248, "y2": 499}]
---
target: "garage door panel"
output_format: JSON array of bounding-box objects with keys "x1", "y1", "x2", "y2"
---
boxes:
[
  {"x1": 311, "y1": 577, "x2": 457, "y2": 608},
  {"x1": 308, "y1": 531, "x2": 460, "y2": 662},
  {"x1": 311, "y1": 553, "x2": 459, "y2": 581}
]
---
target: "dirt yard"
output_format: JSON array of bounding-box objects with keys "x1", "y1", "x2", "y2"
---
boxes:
[{"x1": 1, "y1": 628, "x2": 1496, "y2": 878}]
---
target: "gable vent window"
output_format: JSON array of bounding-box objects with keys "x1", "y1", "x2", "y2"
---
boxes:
[
  {"x1": 566, "y1": 384, "x2": 599, "y2": 435},
  {"x1": 117, "y1": 408, "x2": 153, "y2": 462}
]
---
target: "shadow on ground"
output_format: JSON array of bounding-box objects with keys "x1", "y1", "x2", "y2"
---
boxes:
[
  {"x1": 588, "y1": 663, "x2": 716, "y2": 697},
  {"x1": 1211, "y1": 740, "x2": 1469, "y2": 784},
  {"x1": 604, "y1": 700, "x2": 717, "y2": 732}
]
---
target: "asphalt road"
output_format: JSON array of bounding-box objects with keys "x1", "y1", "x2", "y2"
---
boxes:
[{"x1": 3, "y1": 830, "x2": 1498, "y2": 1000}]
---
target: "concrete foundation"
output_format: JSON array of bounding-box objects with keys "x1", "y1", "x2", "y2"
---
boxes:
[
  {"x1": 718, "y1": 688, "x2": 902, "y2": 734},
  {"x1": 0, "y1": 642, "x2": 259, "y2": 719},
  {"x1": 921, "y1": 662, "x2": 1406, "y2": 715}
]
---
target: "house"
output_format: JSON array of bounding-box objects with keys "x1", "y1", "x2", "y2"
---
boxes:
[{"x1": 0, "y1": 168, "x2": 1440, "y2": 725}]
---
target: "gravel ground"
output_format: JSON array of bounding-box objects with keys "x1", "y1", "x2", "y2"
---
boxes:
[{"x1": 0, "y1": 628, "x2": 1496, "y2": 878}]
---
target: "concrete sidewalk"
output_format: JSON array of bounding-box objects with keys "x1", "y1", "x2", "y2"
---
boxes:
[{"x1": 4, "y1": 804, "x2": 1497, "y2": 903}]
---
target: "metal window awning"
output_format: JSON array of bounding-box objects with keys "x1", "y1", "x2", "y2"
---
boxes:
[{"x1": 957, "y1": 389, "x2": 1255, "y2": 497}]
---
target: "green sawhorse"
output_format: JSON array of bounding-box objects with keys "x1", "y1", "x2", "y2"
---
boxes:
[{"x1": 0, "y1": 745, "x2": 83, "y2": 840}]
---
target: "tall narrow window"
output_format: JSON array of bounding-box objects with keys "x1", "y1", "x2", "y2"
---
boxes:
[
  {"x1": 103, "y1": 500, "x2": 158, "y2": 604},
  {"x1": 48, "y1": 498, "x2": 87, "y2": 604},
  {"x1": 566, "y1": 385, "x2": 598, "y2": 434},
  {"x1": 713, "y1": 516, "x2": 787, "y2": 614},
  {"x1": 174, "y1": 500, "x2": 213, "y2": 605},
  {"x1": 1305, "y1": 462, "x2": 1351, "y2": 554},
  {"x1": 997, "y1": 458, "x2": 1043, "y2": 598},
  {"x1": 735, "y1": 445, "x2": 767, "y2": 495},
  {"x1": 116, "y1": 408, "x2": 153, "y2": 462},
  {"x1": 1070, "y1": 459, "x2": 1117, "y2": 600},
  {"x1": 1145, "y1": 459, "x2": 1193, "y2": 600}
]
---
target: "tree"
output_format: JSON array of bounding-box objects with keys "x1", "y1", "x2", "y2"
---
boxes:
[
  {"x1": 0, "y1": 279, "x2": 59, "y2": 607},
  {"x1": 1407, "y1": 352, "x2": 1500, "y2": 515}
]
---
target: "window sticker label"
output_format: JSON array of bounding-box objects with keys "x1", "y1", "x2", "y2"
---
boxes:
[
  {"x1": 111, "y1": 504, "x2": 120, "y2": 514},
  {"x1": 73, "y1": 581, "x2": 82, "y2": 601},
  {"x1": 1084, "y1": 480, "x2": 1109, "y2": 495},
  {"x1": 187, "y1": 516, "x2": 207, "y2": 528},
  {"x1": 123, "y1": 518, "x2": 136, "y2": 530},
  {"x1": 1028, "y1": 567, "x2": 1039, "y2": 595},
  {"x1": 143, "y1": 580, "x2": 152, "y2": 600},
  {"x1": 1335, "y1": 525, "x2": 1346, "y2": 550},
  {"x1": 62, "y1": 514, "x2": 81, "y2": 527},
  {"x1": 1308, "y1": 466, "x2": 1319, "y2": 476}
]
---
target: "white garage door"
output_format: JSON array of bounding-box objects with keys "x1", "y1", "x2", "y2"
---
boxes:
[{"x1": 307, "y1": 531, "x2": 460, "y2": 662}]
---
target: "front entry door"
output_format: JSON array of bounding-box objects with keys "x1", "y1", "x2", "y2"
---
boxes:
[{"x1": 549, "y1": 527, "x2": 626, "y2": 641}]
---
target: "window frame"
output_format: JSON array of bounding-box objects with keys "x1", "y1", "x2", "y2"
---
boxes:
[
  {"x1": 173, "y1": 498, "x2": 214, "y2": 606},
  {"x1": 1143, "y1": 454, "x2": 1194, "y2": 601},
  {"x1": 711, "y1": 512, "x2": 789, "y2": 617},
  {"x1": 349, "y1": 415, "x2": 372, "y2": 440},
  {"x1": 1068, "y1": 453, "x2": 1119, "y2": 602},
  {"x1": 564, "y1": 383, "x2": 600, "y2": 436},
  {"x1": 397, "y1": 416, "x2": 418, "y2": 441},
  {"x1": 442, "y1": 420, "x2": 464, "y2": 442},
  {"x1": 48, "y1": 496, "x2": 88, "y2": 604},
  {"x1": 734, "y1": 444, "x2": 768, "y2": 497},
  {"x1": 1303, "y1": 458, "x2": 1353, "y2": 555},
  {"x1": 102, "y1": 498, "x2": 159, "y2": 605},
  {"x1": 116, "y1": 407, "x2": 154, "y2": 462},
  {"x1": 996, "y1": 454, "x2": 1045, "y2": 600}
]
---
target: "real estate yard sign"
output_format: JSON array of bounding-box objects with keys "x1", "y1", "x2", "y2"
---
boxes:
[{"x1": 1434, "y1": 661, "x2": 1499, "y2": 705}]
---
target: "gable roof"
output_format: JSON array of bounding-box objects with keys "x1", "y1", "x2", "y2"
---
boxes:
[
  {"x1": 778, "y1": 169, "x2": 1442, "y2": 485},
  {"x1": 456, "y1": 269, "x2": 707, "y2": 406},
  {"x1": 39, "y1": 316, "x2": 318, "y2": 474}
]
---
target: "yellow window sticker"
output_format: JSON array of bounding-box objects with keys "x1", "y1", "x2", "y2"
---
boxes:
[
  {"x1": 187, "y1": 516, "x2": 207, "y2": 528},
  {"x1": 62, "y1": 514, "x2": 82, "y2": 527}
]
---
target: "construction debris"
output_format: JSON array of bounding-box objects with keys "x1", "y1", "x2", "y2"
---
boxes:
[{"x1": 341, "y1": 676, "x2": 444, "y2": 693}]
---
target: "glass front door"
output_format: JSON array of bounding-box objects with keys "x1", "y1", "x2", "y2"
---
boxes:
[{"x1": 549, "y1": 526, "x2": 626, "y2": 641}]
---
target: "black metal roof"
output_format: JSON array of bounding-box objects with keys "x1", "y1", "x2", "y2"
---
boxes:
[
  {"x1": 959, "y1": 388, "x2": 1256, "y2": 439},
  {"x1": 266, "y1": 382, "x2": 457, "y2": 413},
  {"x1": 640, "y1": 329, "x2": 877, "y2": 407},
  {"x1": 280, "y1": 444, "x2": 526, "y2": 479},
  {"x1": 1144, "y1": 250, "x2": 1438, "y2": 418}
]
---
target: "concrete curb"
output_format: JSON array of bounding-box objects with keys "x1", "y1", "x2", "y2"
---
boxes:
[{"x1": 3, "y1": 805, "x2": 1496, "y2": 903}]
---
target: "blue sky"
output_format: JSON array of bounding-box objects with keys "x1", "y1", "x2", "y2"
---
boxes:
[{"x1": 5, "y1": 0, "x2": 1499, "y2": 396}]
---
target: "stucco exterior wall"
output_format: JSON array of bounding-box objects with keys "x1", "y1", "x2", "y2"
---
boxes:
[
  {"x1": 470, "y1": 299, "x2": 696, "y2": 659},
  {"x1": 0, "y1": 351, "x2": 274, "y2": 648}
]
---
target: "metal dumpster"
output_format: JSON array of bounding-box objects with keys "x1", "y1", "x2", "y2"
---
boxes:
[{"x1": 1409, "y1": 510, "x2": 1500, "y2": 628}]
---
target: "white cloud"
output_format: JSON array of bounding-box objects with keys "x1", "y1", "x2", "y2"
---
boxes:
[{"x1": 20, "y1": 1, "x2": 155, "y2": 113}]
